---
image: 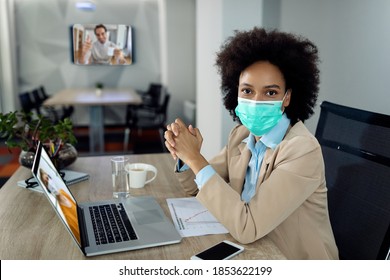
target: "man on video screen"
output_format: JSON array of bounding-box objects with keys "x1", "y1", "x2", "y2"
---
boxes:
[{"x1": 80, "y1": 24, "x2": 127, "y2": 65}]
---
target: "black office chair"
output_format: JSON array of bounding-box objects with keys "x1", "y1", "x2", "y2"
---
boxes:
[
  {"x1": 123, "y1": 93, "x2": 170, "y2": 152},
  {"x1": 34, "y1": 86, "x2": 74, "y2": 122},
  {"x1": 315, "y1": 101, "x2": 390, "y2": 260},
  {"x1": 139, "y1": 83, "x2": 164, "y2": 105},
  {"x1": 19, "y1": 92, "x2": 37, "y2": 117},
  {"x1": 31, "y1": 88, "x2": 50, "y2": 115},
  {"x1": 30, "y1": 87, "x2": 59, "y2": 122},
  {"x1": 40, "y1": 86, "x2": 74, "y2": 120}
]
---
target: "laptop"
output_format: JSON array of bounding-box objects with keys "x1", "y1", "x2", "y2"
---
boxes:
[{"x1": 31, "y1": 141, "x2": 182, "y2": 257}]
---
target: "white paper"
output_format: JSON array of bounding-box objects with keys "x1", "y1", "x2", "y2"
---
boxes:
[{"x1": 166, "y1": 197, "x2": 228, "y2": 237}]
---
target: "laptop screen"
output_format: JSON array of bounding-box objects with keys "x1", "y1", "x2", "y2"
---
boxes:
[{"x1": 32, "y1": 142, "x2": 81, "y2": 246}]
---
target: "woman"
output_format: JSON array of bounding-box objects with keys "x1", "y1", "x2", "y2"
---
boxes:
[
  {"x1": 164, "y1": 27, "x2": 338, "y2": 259},
  {"x1": 40, "y1": 168, "x2": 80, "y2": 244}
]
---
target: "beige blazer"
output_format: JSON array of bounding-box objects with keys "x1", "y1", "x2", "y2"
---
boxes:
[{"x1": 175, "y1": 121, "x2": 339, "y2": 259}]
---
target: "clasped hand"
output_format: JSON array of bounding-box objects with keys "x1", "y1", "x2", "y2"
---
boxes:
[{"x1": 164, "y1": 118, "x2": 207, "y2": 174}]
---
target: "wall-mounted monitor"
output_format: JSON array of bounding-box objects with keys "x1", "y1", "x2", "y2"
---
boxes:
[{"x1": 72, "y1": 23, "x2": 133, "y2": 66}]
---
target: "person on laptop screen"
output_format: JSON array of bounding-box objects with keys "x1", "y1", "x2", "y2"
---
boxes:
[
  {"x1": 164, "y1": 27, "x2": 339, "y2": 260},
  {"x1": 40, "y1": 168, "x2": 80, "y2": 244}
]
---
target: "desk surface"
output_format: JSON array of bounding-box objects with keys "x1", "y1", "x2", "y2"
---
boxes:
[
  {"x1": 43, "y1": 88, "x2": 142, "y2": 106},
  {"x1": 0, "y1": 153, "x2": 286, "y2": 260}
]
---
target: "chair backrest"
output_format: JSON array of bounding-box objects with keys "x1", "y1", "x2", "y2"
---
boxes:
[
  {"x1": 315, "y1": 101, "x2": 390, "y2": 260},
  {"x1": 143, "y1": 83, "x2": 165, "y2": 107},
  {"x1": 19, "y1": 92, "x2": 36, "y2": 114},
  {"x1": 39, "y1": 86, "x2": 49, "y2": 99},
  {"x1": 140, "y1": 93, "x2": 170, "y2": 124},
  {"x1": 31, "y1": 88, "x2": 45, "y2": 106}
]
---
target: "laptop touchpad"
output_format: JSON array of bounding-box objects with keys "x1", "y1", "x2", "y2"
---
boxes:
[{"x1": 133, "y1": 209, "x2": 164, "y2": 225}]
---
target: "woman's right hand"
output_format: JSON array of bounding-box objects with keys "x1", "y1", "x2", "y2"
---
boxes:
[{"x1": 165, "y1": 118, "x2": 196, "y2": 160}]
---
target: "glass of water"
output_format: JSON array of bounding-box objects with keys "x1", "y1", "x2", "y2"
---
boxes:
[{"x1": 111, "y1": 156, "x2": 130, "y2": 199}]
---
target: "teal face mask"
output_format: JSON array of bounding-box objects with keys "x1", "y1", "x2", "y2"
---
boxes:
[{"x1": 235, "y1": 97, "x2": 284, "y2": 136}]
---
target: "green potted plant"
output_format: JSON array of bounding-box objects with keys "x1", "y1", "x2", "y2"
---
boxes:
[
  {"x1": 95, "y1": 82, "x2": 104, "y2": 96},
  {"x1": 0, "y1": 111, "x2": 78, "y2": 169}
]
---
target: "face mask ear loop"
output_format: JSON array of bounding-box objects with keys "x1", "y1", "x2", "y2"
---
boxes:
[{"x1": 281, "y1": 90, "x2": 289, "y2": 113}]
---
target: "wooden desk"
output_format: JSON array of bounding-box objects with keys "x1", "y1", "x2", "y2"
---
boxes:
[
  {"x1": 0, "y1": 153, "x2": 286, "y2": 260},
  {"x1": 43, "y1": 88, "x2": 142, "y2": 154}
]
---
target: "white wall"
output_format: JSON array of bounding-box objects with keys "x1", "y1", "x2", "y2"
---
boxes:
[
  {"x1": 279, "y1": 0, "x2": 390, "y2": 133},
  {"x1": 163, "y1": 0, "x2": 196, "y2": 124},
  {"x1": 196, "y1": 0, "x2": 223, "y2": 160}
]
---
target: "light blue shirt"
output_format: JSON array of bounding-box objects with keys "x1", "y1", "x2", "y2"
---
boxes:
[
  {"x1": 240, "y1": 114, "x2": 290, "y2": 202},
  {"x1": 178, "y1": 114, "x2": 290, "y2": 203}
]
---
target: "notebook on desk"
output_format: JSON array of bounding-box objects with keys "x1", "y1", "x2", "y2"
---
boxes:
[
  {"x1": 18, "y1": 169, "x2": 89, "y2": 193},
  {"x1": 31, "y1": 141, "x2": 182, "y2": 257}
]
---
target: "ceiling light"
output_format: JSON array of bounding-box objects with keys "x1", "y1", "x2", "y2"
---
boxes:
[{"x1": 75, "y1": 0, "x2": 96, "y2": 11}]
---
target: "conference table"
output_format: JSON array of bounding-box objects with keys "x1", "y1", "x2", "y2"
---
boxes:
[
  {"x1": 0, "y1": 153, "x2": 286, "y2": 260},
  {"x1": 43, "y1": 88, "x2": 142, "y2": 154}
]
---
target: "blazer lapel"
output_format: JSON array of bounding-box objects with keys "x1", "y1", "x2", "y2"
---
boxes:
[
  {"x1": 257, "y1": 148, "x2": 274, "y2": 187},
  {"x1": 255, "y1": 124, "x2": 293, "y2": 188}
]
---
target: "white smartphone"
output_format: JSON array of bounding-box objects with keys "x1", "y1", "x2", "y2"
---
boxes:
[{"x1": 190, "y1": 240, "x2": 244, "y2": 260}]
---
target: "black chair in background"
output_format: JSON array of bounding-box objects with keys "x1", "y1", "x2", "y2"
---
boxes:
[
  {"x1": 315, "y1": 101, "x2": 390, "y2": 260},
  {"x1": 138, "y1": 83, "x2": 165, "y2": 108},
  {"x1": 19, "y1": 90, "x2": 57, "y2": 123},
  {"x1": 19, "y1": 92, "x2": 37, "y2": 115},
  {"x1": 123, "y1": 83, "x2": 167, "y2": 151},
  {"x1": 38, "y1": 86, "x2": 74, "y2": 120},
  {"x1": 31, "y1": 86, "x2": 74, "y2": 122},
  {"x1": 31, "y1": 88, "x2": 49, "y2": 116},
  {"x1": 123, "y1": 93, "x2": 170, "y2": 152},
  {"x1": 39, "y1": 86, "x2": 74, "y2": 120}
]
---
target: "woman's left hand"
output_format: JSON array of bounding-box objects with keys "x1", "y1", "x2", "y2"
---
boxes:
[
  {"x1": 172, "y1": 119, "x2": 202, "y2": 158},
  {"x1": 166, "y1": 118, "x2": 208, "y2": 174}
]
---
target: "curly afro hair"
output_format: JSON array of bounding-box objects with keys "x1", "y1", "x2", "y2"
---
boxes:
[{"x1": 215, "y1": 27, "x2": 320, "y2": 124}]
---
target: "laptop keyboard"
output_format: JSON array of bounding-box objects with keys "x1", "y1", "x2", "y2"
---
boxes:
[{"x1": 89, "y1": 203, "x2": 138, "y2": 245}]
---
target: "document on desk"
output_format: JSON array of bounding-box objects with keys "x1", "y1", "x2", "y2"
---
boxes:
[
  {"x1": 167, "y1": 197, "x2": 228, "y2": 237},
  {"x1": 17, "y1": 169, "x2": 89, "y2": 193}
]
